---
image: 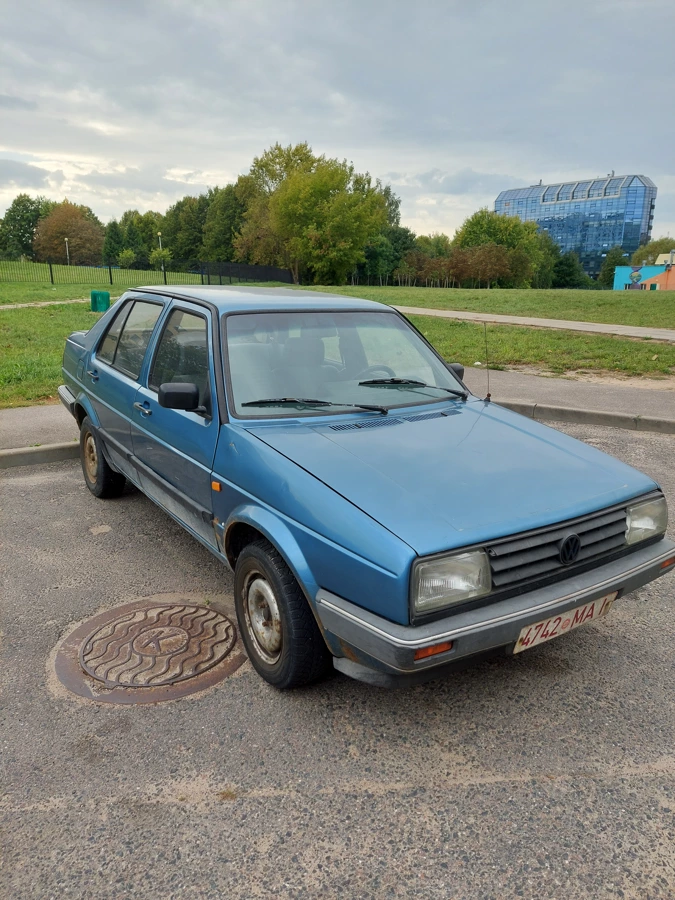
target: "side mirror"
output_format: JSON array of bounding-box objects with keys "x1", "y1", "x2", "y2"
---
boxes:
[
  {"x1": 158, "y1": 382, "x2": 200, "y2": 411},
  {"x1": 447, "y1": 362, "x2": 465, "y2": 382}
]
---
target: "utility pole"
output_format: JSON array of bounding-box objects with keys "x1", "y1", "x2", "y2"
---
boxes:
[{"x1": 65, "y1": 237, "x2": 70, "y2": 265}]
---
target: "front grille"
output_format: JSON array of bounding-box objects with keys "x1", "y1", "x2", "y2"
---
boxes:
[{"x1": 487, "y1": 506, "x2": 628, "y2": 590}]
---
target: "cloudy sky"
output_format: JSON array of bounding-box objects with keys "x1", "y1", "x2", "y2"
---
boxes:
[{"x1": 1, "y1": 0, "x2": 674, "y2": 238}]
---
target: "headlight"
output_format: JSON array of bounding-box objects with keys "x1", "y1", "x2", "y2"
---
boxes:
[
  {"x1": 412, "y1": 550, "x2": 491, "y2": 614},
  {"x1": 626, "y1": 496, "x2": 668, "y2": 545}
]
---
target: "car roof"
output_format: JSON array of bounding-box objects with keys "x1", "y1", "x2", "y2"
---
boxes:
[{"x1": 133, "y1": 285, "x2": 385, "y2": 313}]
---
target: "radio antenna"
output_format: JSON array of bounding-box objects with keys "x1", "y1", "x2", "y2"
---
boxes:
[{"x1": 484, "y1": 322, "x2": 491, "y2": 402}]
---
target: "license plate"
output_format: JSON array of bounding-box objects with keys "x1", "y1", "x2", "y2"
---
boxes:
[{"x1": 513, "y1": 592, "x2": 618, "y2": 654}]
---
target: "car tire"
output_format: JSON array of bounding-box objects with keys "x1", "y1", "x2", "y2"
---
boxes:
[
  {"x1": 234, "y1": 539, "x2": 331, "y2": 689},
  {"x1": 79, "y1": 416, "x2": 126, "y2": 499}
]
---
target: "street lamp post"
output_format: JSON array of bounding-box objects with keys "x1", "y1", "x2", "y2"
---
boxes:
[
  {"x1": 157, "y1": 231, "x2": 165, "y2": 278},
  {"x1": 65, "y1": 237, "x2": 70, "y2": 266}
]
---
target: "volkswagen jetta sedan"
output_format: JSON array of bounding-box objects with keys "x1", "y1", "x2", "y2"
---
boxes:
[{"x1": 60, "y1": 286, "x2": 675, "y2": 688}]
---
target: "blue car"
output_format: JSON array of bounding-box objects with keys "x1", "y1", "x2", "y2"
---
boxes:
[{"x1": 60, "y1": 286, "x2": 675, "y2": 688}]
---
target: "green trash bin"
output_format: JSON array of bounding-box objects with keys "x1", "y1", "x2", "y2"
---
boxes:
[{"x1": 91, "y1": 290, "x2": 110, "y2": 312}]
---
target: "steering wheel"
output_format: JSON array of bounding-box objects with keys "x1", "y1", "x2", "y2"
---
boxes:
[{"x1": 355, "y1": 364, "x2": 396, "y2": 380}]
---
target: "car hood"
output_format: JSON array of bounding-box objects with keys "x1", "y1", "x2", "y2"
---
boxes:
[{"x1": 245, "y1": 400, "x2": 658, "y2": 556}]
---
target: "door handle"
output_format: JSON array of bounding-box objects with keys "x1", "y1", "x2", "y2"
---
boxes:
[
  {"x1": 86, "y1": 369, "x2": 99, "y2": 382},
  {"x1": 133, "y1": 402, "x2": 152, "y2": 417}
]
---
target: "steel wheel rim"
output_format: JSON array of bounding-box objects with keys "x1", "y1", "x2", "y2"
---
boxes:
[
  {"x1": 243, "y1": 573, "x2": 282, "y2": 665},
  {"x1": 84, "y1": 433, "x2": 98, "y2": 482}
]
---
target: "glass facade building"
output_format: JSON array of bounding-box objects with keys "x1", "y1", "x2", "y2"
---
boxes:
[{"x1": 494, "y1": 175, "x2": 657, "y2": 277}]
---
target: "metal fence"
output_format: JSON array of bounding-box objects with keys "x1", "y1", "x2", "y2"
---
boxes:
[{"x1": 0, "y1": 259, "x2": 294, "y2": 286}]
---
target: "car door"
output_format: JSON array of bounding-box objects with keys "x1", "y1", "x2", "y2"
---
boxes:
[
  {"x1": 130, "y1": 301, "x2": 220, "y2": 548},
  {"x1": 87, "y1": 297, "x2": 165, "y2": 483}
]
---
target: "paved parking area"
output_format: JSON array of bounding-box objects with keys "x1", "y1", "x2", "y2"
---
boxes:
[{"x1": 1, "y1": 423, "x2": 674, "y2": 899}]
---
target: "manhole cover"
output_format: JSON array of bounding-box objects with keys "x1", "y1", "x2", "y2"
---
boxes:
[{"x1": 54, "y1": 598, "x2": 246, "y2": 704}]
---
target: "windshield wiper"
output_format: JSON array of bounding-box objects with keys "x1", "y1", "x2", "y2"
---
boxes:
[
  {"x1": 358, "y1": 378, "x2": 467, "y2": 401},
  {"x1": 241, "y1": 397, "x2": 389, "y2": 414}
]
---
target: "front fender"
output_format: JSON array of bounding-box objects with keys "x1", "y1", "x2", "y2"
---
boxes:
[{"x1": 219, "y1": 504, "x2": 320, "y2": 606}]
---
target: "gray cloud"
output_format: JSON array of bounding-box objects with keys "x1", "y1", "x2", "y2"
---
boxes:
[
  {"x1": 0, "y1": 0, "x2": 673, "y2": 235},
  {"x1": 0, "y1": 94, "x2": 37, "y2": 110},
  {"x1": 0, "y1": 159, "x2": 50, "y2": 188}
]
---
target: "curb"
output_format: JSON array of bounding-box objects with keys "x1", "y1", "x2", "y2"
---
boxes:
[
  {"x1": 1, "y1": 403, "x2": 673, "y2": 470},
  {"x1": 498, "y1": 400, "x2": 675, "y2": 435},
  {"x1": 0, "y1": 441, "x2": 79, "y2": 469}
]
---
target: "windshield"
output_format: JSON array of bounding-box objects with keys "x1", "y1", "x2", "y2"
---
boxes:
[{"x1": 225, "y1": 310, "x2": 466, "y2": 417}]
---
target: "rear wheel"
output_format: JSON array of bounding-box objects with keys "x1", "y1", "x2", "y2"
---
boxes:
[
  {"x1": 234, "y1": 539, "x2": 331, "y2": 689},
  {"x1": 79, "y1": 416, "x2": 126, "y2": 499}
]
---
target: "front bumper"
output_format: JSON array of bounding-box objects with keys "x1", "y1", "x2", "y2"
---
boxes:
[{"x1": 316, "y1": 537, "x2": 675, "y2": 686}]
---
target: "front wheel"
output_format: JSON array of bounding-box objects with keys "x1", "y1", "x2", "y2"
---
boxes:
[
  {"x1": 234, "y1": 539, "x2": 331, "y2": 689},
  {"x1": 79, "y1": 416, "x2": 126, "y2": 499}
]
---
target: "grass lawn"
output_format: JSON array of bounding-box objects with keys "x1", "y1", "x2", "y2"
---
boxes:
[
  {"x1": 1, "y1": 304, "x2": 674, "y2": 409},
  {"x1": 298, "y1": 285, "x2": 675, "y2": 330},
  {"x1": 0, "y1": 279, "x2": 291, "y2": 306},
  {"x1": 0, "y1": 305, "x2": 103, "y2": 407}
]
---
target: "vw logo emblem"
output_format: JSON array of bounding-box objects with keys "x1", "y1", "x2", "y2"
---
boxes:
[{"x1": 559, "y1": 533, "x2": 581, "y2": 566}]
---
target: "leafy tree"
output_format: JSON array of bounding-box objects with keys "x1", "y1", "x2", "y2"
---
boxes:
[
  {"x1": 267, "y1": 160, "x2": 387, "y2": 284},
  {"x1": 102, "y1": 220, "x2": 124, "y2": 264},
  {"x1": 598, "y1": 246, "x2": 627, "y2": 288},
  {"x1": 378, "y1": 182, "x2": 401, "y2": 227},
  {"x1": 120, "y1": 209, "x2": 164, "y2": 261},
  {"x1": 123, "y1": 219, "x2": 146, "y2": 262},
  {"x1": 552, "y1": 251, "x2": 589, "y2": 289},
  {"x1": 149, "y1": 247, "x2": 172, "y2": 270},
  {"x1": 202, "y1": 185, "x2": 246, "y2": 260},
  {"x1": 531, "y1": 230, "x2": 561, "y2": 288},
  {"x1": 630, "y1": 236, "x2": 675, "y2": 266},
  {"x1": 248, "y1": 142, "x2": 318, "y2": 195},
  {"x1": 454, "y1": 209, "x2": 542, "y2": 283},
  {"x1": 162, "y1": 195, "x2": 210, "y2": 260},
  {"x1": 383, "y1": 225, "x2": 416, "y2": 269},
  {"x1": 362, "y1": 234, "x2": 396, "y2": 285},
  {"x1": 416, "y1": 232, "x2": 452, "y2": 258},
  {"x1": 118, "y1": 248, "x2": 137, "y2": 269},
  {"x1": 0, "y1": 193, "x2": 53, "y2": 259},
  {"x1": 33, "y1": 201, "x2": 104, "y2": 265}
]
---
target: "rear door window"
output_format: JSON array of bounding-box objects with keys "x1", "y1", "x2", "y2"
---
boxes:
[
  {"x1": 97, "y1": 302, "x2": 132, "y2": 364},
  {"x1": 98, "y1": 300, "x2": 163, "y2": 380}
]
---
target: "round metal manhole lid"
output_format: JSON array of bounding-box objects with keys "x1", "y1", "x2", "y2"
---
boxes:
[{"x1": 54, "y1": 598, "x2": 246, "y2": 704}]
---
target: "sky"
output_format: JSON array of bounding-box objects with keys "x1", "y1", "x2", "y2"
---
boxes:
[{"x1": 1, "y1": 0, "x2": 674, "y2": 239}]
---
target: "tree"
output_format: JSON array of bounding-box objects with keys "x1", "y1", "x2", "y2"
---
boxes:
[
  {"x1": 0, "y1": 193, "x2": 54, "y2": 259},
  {"x1": 102, "y1": 220, "x2": 124, "y2": 264},
  {"x1": 416, "y1": 232, "x2": 452, "y2": 258},
  {"x1": 598, "y1": 246, "x2": 627, "y2": 288},
  {"x1": 552, "y1": 251, "x2": 589, "y2": 288},
  {"x1": 531, "y1": 230, "x2": 561, "y2": 288},
  {"x1": 267, "y1": 160, "x2": 387, "y2": 284},
  {"x1": 362, "y1": 234, "x2": 395, "y2": 285},
  {"x1": 33, "y1": 201, "x2": 104, "y2": 265},
  {"x1": 383, "y1": 225, "x2": 416, "y2": 269},
  {"x1": 454, "y1": 209, "x2": 542, "y2": 283},
  {"x1": 123, "y1": 218, "x2": 146, "y2": 263},
  {"x1": 162, "y1": 195, "x2": 210, "y2": 260},
  {"x1": 149, "y1": 247, "x2": 172, "y2": 270},
  {"x1": 120, "y1": 209, "x2": 164, "y2": 262},
  {"x1": 118, "y1": 248, "x2": 137, "y2": 268},
  {"x1": 630, "y1": 236, "x2": 675, "y2": 266},
  {"x1": 247, "y1": 142, "x2": 318, "y2": 195},
  {"x1": 202, "y1": 184, "x2": 246, "y2": 260}
]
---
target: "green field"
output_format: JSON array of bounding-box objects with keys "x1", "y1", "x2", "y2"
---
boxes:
[
  {"x1": 299, "y1": 285, "x2": 675, "y2": 329},
  {"x1": 2, "y1": 303, "x2": 673, "y2": 409},
  {"x1": 0, "y1": 265, "x2": 276, "y2": 305}
]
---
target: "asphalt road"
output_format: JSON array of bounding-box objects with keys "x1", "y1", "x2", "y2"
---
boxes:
[{"x1": 1, "y1": 423, "x2": 674, "y2": 899}]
